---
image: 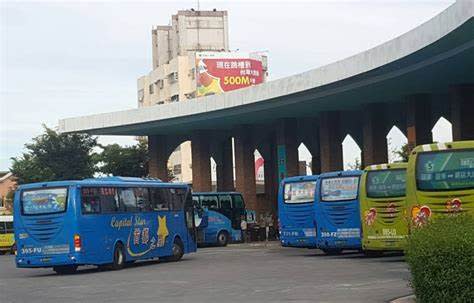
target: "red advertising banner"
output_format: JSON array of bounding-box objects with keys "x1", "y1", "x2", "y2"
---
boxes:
[{"x1": 196, "y1": 53, "x2": 263, "y2": 97}]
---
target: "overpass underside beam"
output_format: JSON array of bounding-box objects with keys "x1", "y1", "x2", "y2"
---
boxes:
[
  {"x1": 451, "y1": 85, "x2": 474, "y2": 141},
  {"x1": 319, "y1": 111, "x2": 343, "y2": 172},
  {"x1": 191, "y1": 131, "x2": 212, "y2": 192},
  {"x1": 362, "y1": 104, "x2": 388, "y2": 167}
]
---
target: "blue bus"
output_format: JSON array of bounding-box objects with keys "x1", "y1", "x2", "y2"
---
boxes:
[
  {"x1": 314, "y1": 170, "x2": 362, "y2": 254},
  {"x1": 14, "y1": 177, "x2": 199, "y2": 274},
  {"x1": 192, "y1": 192, "x2": 245, "y2": 246},
  {"x1": 278, "y1": 175, "x2": 319, "y2": 248}
]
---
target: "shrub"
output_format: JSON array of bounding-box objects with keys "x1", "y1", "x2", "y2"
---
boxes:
[{"x1": 405, "y1": 214, "x2": 474, "y2": 302}]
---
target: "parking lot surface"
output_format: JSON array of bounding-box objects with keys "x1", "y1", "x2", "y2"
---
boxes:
[{"x1": 0, "y1": 243, "x2": 411, "y2": 303}]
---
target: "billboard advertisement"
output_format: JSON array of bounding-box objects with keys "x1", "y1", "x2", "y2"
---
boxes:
[{"x1": 196, "y1": 52, "x2": 264, "y2": 97}]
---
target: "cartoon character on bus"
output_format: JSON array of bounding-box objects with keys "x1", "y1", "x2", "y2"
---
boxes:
[
  {"x1": 411, "y1": 205, "x2": 432, "y2": 227},
  {"x1": 364, "y1": 208, "x2": 377, "y2": 226}
]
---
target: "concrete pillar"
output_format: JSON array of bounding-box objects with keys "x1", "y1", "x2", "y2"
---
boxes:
[
  {"x1": 234, "y1": 126, "x2": 257, "y2": 212},
  {"x1": 276, "y1": 118, "x2": 299, "y2": 182},
  {"x1": 263, "y1": 136, "x2": 278, "y2": 215},
  {"x1": 451, "y1": 85, "x2": 474, "y2": 141},
  {"x1": 214, "y1": 137, "x2": 234, "y2": 192},
  {"x1": 362, "y1": 103, "x2": 388, "y2": 167},
  {"x1": 319, "y1": 111, "x2": 343, "y2": 172},
  {"x1": 191, "y1": 131, "x2": 212, "y2": 192},
  {"x1": 148, "y1": 135, "x2": 169, "y2": 181},
  {"x1": 406, "y1": 94, "x2": 432, "y2": 151}
]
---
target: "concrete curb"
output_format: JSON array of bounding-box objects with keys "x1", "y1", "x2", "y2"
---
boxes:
[{"x1": 390, "y1": 294, "x2": 415, "y2": 303}]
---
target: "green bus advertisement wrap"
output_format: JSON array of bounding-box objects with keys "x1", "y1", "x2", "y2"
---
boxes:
[
  {"x1": 360, "y1": 162, "x2": 408, "y2": 252},
  {"x1": 406, "y1": 141, "x2": 474, "y2": 228}
]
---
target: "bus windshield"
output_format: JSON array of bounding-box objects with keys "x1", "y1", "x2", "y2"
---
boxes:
[
  {"x1": 416, "y1": 149, "x2": 474, "y2": 191},
  {"x1": 284, "y1": 181, "x2": 316, "y2": 204},
  {"x1": 367, "y1": 169, "x2": 406, "y2": 198},
  {"x1": 321, "y1": 176, "x2": 359, "y2": 202},
  {"x1": 22, "y1": 187, "x2": 68, "y2": 215}
]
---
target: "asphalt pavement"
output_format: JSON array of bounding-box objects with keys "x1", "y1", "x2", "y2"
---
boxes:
[{"x1": 0, "y1": 243, "x2": 412, "y2": 303}]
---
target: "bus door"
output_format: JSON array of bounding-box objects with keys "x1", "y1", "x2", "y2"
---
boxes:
[{"x1": 183, "y1": 189, "x2": 197, "y2": 250}]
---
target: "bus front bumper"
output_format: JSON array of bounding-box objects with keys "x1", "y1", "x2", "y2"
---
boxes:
[
  {"x1": 318, "y1": 238, "x2": 362, "y2": 250},
  {"x1": 362, "y1": 238, "x2": 407, "y2": 252}
]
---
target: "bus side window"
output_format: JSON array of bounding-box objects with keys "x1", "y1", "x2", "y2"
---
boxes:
[
  {"x1": 134, "y1": 187, "x2": 151, "y2": 211},
  {"x1": 232, "y1": 194, "x2": 245, "y2": 209},
  {"x1": 81, "y1": 187, "x2": 101, "y2": 214},
  {"x1": 119, "y1": 188, "x2": 138, "y2": 212},
  {"x1": 219, "y1": 195, "x2": 232, "y2": 209},
  {"x1": 150, "y1": 188, "x2": 169, "y2": 211},
  {"x1": 169, "y1": 188, "x2": 184, "y2": 211},
  {"x1": 192, "y1": 196, "x2": 200, "y2": 207},
  {"x1": 99, "y1": 187, "x2": 120, "y2": 214},
  {"x1": 201, "y1": 195, "x2": 218, "y2": 210}
]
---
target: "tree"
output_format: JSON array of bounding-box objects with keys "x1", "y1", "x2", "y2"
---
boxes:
[
  {"x1": 10, "y1": 126, "x2": 97, "y2": 184},
  {"x1": 348, "y1": 157, "x2": 362, "y2": 170},
  {"x1": 394, "y1": 143, "x2": 410, "y2": 162},
  {"x1": 96, "y1": 140, "x2": 149, "y2": 177}
]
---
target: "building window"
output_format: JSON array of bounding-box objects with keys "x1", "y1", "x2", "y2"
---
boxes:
[
  {"x1": 138, "y1": 89, "x2": 144, "y2": 103},
  {"x1": 168, "y1": 72, "x2": 178, "y2": 83},
  {"x1": 173, "y1": 164, "x2": 182, "y2": 175},
  {"x1": 155, "y1": 79, "x2": 164, "y2": 89},
  {"x1": 171, "y1": 94, "x2": 179, "y2": 102},
  {"x1": 189, "y1": 68, "x2": 195, "y2": 80},
  {"x1": 149, "y1": 84, "x2": 154, "y2": 94}
]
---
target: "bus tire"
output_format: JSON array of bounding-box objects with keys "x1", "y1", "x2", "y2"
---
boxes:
[
  {"x1": 53, "y1": 265, "x2": 78, "y2": 275},
  {"x1": 322, "y1": 248, "x2": 342, "y2": 255},
  {"x1": 217, "y1": 231, "x2": 229, "y2": 247},
  {"x1": 111, "y1": 243, "x2": 125, "y2": 270},
  {"x1": 163, "y1": 238, "x2": 184, "y2": 262}
]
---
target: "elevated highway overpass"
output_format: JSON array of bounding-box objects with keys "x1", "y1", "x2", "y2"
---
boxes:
[{"x1": 60, "y1": 1, "x2": 474, "y2": 217}]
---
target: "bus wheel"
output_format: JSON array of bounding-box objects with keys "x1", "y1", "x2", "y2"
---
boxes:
[
  {"x1": 322, "y1": 248, "x2": 342, "y2": 255},
  {"x1": 111, "y1": 243, "x2": 125, "y2": 270},
  {"x1": 217, "y1": 231, "x2": 229, "y2": 247},
  {"x1": 164, "y1": 239, "x2": 184, "y2": 262},
  {"x1": 53, "y1": 265, "x2": 78, "y2": 275}
]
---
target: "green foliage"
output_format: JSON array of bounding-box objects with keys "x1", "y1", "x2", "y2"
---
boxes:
[
  {"x1": 405, "y1": 215, "x2": 474, "y2": 302},
  {"x1": 10, "y1": 126, "x2": 97, "y2": 184},
  {"x1": 394, "y1": 143, "x2": 410, "y2": 162},
  {"x1": 96, "y1": 140, "x2": 149, "y2": 177}
]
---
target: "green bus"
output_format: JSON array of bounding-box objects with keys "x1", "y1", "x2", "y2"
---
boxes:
[
  {"x1": 406, "y1": 141, "x2": 474, "y2": 227},
  {"x1": 360, "y1": 162, "x2": 408, "y2": 254}
]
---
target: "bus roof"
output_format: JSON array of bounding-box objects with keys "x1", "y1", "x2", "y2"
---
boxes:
[
  {"x1": 364, "y1": 162, "x2": 407, "y2": 171},
  {"x1": 411, "y1": 140, "x2": 474, "y2": 155},
  {"x1": 16, "y1": 177, "x2": 189, "y2": 190},
  {"x1": 319, "y1": 170, "x2": 362, "y2": 178},
  {"x1": 282, "y1": 175, "x2": 319, "y2": 183}
]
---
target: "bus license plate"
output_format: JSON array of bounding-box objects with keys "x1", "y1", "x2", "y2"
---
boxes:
[{"x1": 41, "y1": 258, "x2": 51, "y2": 263}]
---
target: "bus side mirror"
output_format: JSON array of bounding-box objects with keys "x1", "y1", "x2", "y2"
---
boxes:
[{"x1": 193, "y1": 203, "x2": 208, "y2": 228}]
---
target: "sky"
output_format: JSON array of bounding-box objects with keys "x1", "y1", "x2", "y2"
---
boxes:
[{"x1": 0, "y1": 0, "x2": 455, "y2": 172}]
